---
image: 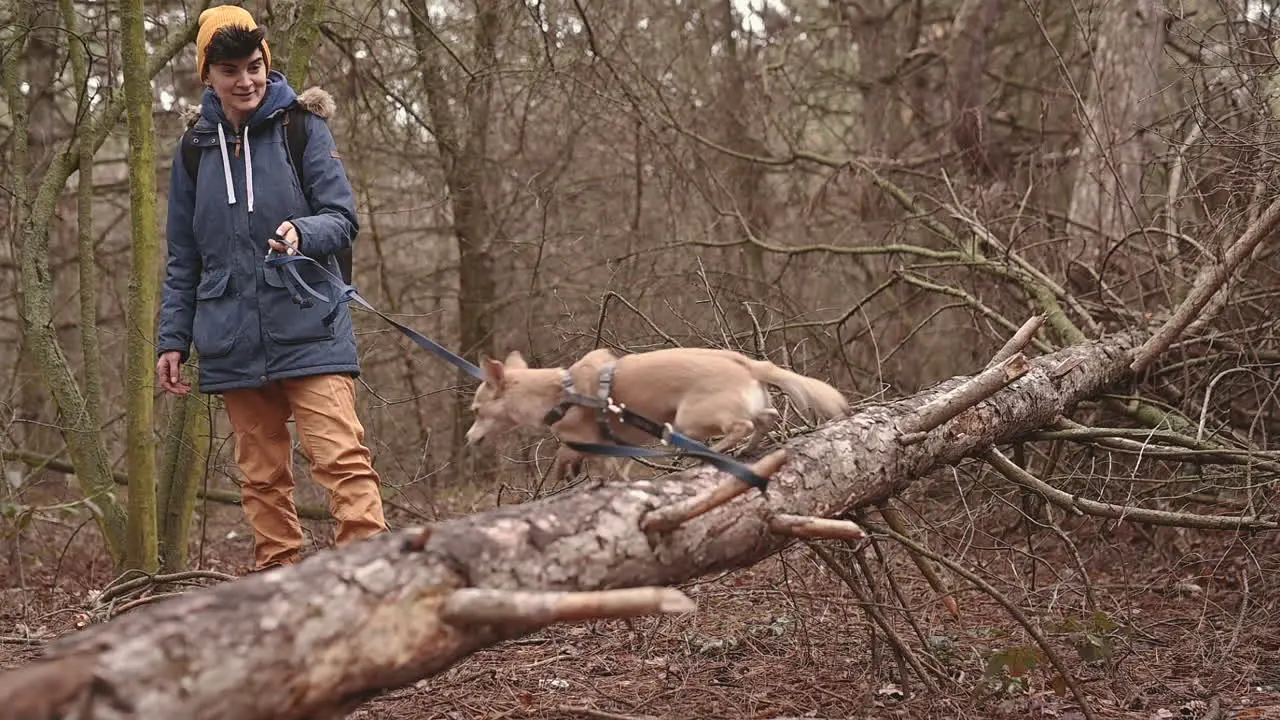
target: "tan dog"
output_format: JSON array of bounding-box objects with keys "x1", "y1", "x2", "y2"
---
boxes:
[{"x1": 465, "y1": 347, "x2": 848, "y2": 482}]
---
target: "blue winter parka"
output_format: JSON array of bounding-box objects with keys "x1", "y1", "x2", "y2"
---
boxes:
[{"x1": 157, "y1": 71, "x2": 361, "y2": 393}]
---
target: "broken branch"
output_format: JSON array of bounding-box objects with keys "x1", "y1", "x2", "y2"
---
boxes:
[
  {"x1": 899, "y1": 353, "x2": 1031, "y2": 444},
  {"x1": 639, "y1": 450, "x2": 788, "y2": 533},
  {"x1": 768, "y1": 514, "x2": 866, "y2": 541},
  {"x1": 441, "y1": 587, "x2": 695, "y2": 627},
  {"x1": 987, "y1": 314, "x2": 1046, "y2": 368},
  {"x1": 0, "y1": 334, "x2": 1142, "y2": 720}
]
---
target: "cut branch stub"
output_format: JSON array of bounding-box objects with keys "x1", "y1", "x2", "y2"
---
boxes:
[
  {"x1": 441, "y1": 587, "x2": 695, "y2": 628},
  {"x1": 768, "y1": 514, "x2": 866, "y2": 541},
  {"x1": 899, "y1": 353, "x2": 1031, "y2": 445},
  {"x1": 987, "y1": 314, "x2": 1046, "y2": 368},
  {"x1": 639, "y1": 449, "x2": 788, "y2": 533}
]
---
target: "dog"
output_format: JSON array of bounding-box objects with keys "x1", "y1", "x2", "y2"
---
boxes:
[{"x1": 465, "y1": 346, "x2": 848, "y2": 483}]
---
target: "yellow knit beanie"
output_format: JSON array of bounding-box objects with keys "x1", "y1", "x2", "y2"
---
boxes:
[{"x1": 196, "y1": 5, "x2": 271, "y2": 79}]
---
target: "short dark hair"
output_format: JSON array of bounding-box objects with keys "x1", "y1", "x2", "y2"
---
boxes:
[{"x1": 204, "y1": 25, "x2": 268, "y2": 74}]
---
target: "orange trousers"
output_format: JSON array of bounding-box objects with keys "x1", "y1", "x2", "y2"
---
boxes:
[{"x1": 222, "y1": 374, "x2": 387, "y2": 570}]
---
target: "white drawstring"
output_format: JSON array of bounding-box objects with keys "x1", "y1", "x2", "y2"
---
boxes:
[
  {"x1": 215, "y1": 124, "x2": 236, "y2": 206},
  {"x1": 244, "y1": 128, "x2": 255, "y2": 213}
]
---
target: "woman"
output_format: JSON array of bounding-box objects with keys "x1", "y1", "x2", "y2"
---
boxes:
[{"x1": 155, "y1": 5, "x2": 387, "y2": 572}]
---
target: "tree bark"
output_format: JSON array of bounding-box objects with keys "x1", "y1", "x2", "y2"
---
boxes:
[
  {"x1": 0, "y1": 332, "x2": 1141, "y2": 720},
  {"x1": 266, "y1": 0, "x2": 328, "y2": 89},
  {"x1": 156, "y1": 364, "x2": 212, "y2": 572}
]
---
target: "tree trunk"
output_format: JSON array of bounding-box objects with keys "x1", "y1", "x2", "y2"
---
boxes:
[
  {"x1": 0, "y1": 333, "x2": 1141, "y2": 720},
  {"x1": 8, "y1": 4, "x2": 127, "y2": 562},
  {"x1": 715, "y1": 0, "x2": 772, "y2": 338},
  {"x1": 60, "y1": 0, "x2": 105, "y2": 523},
  {"x1": 156, "y1": 363, "x2": 212, "y2": 572},
  {"x1": 1065, "y1": 0, "x2": 1166, "y2": 265},
  {"x1": 121, "y1": 0, "x2": 161, "y2": 573},
  {"x1": 267, "y1": 0, "x2": 328, "y2": 89},
  {"x1": 407, "y1": 0, "x2": 500, "y2": 477},
  {"x1": 948, "y1": 0, "x2": 1007, "y2": 178}
]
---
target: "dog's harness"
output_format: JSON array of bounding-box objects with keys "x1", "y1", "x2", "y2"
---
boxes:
[
  {"x1": 263, "y1": 237, "x2": 770, "y2": 492},
  {"x1": 541, "y1": 364, "x2": 770, "y2": 491}
]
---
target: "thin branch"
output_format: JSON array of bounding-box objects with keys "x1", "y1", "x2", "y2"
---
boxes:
[
  {"x1": 984, "y1": 447, "x2": 1279, "y2": 531},
  {"x1": 1131, "y1": 192, "x2": 1280, "y2": 374},
  {"x1": 2, "y1": 450, "x2": 333, "y2": 520},
  {"x1": 805, "y1": 542, "x2": 942, "y2": 694}
]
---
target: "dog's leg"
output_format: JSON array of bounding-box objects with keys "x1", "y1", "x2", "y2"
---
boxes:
[
  {"x1": 744, "y1": 408, "x2": 781, "y2": 453},
  {"x1": 708, "y1": 419, "x2": 756, "y2": 454},
  {"x1": 550, "y1": 446, "x2": 585, "y2": 486},
  {"x1": 606, "y1": 456, "x2": 633, "y2": 484}
]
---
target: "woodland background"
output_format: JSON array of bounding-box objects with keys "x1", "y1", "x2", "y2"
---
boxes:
[{"x1": 5, "y1": 0, "x2": 1280, "y2": 718}]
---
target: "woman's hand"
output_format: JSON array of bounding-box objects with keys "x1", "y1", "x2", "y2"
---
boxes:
[{"x1": 269, "y1": 221, "x2": 301, "y2": 255}]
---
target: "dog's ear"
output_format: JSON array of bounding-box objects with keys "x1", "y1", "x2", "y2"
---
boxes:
[
  {"x1": 504, "y1": 350, "x2": 528, "y2": 370},
  {"x1": 480, "y1": 355, "x2": 506, "y2": 388}
]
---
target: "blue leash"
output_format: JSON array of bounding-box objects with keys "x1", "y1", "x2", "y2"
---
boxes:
[
  {"x1": 263, "y1": 246, "x2": 771, "y2": 492},
  {"x1": 266, "y1": 248, "x2": 484, "y2": 381}
]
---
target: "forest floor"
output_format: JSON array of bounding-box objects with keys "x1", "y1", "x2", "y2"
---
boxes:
[{"x1": 3, "y1": 467, "x2": 1280, "y2": 720}]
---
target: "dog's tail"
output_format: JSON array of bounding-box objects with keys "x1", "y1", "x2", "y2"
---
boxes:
[{"x1": 748, "y1": 360, "x2": 849, "y2": 420}]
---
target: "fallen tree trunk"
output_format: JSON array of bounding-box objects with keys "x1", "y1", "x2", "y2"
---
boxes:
[{"x1": 0, "y1": 333, "x2": 1142, "y2": 720}]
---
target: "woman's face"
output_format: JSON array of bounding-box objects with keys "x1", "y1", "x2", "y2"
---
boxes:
[{"x1": 206, "y1": 48, "x2": 267, "y2": 128}]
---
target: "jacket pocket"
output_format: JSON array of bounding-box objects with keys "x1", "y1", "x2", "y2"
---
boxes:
[
  {"x1": 261, "y1": 263, "x2": 337, "y2": 345},
  {"x1": 192, "y1": 269, "x2": 238, "y2": 359}
]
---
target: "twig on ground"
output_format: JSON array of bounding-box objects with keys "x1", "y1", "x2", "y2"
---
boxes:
[
  {"x1": 110, "y1": 592, "x2": 188, "y2": 617},
  {"x1": 96, "y1": 570, "x2": 236, "y2": 606},
  {"x1": 872, "y1": 521, "x2": 1099, "y2": 720},
  {"x1": 0, "y1": 636, "x2": 46, "y2": 646},
  {"x1": 554, "y1": 707, "x2": 660, "y2": 720}
]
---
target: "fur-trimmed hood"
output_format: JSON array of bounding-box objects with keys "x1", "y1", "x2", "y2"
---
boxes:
[{"x1": 179, "y1": 72, "x2": 335, "y2": 130}]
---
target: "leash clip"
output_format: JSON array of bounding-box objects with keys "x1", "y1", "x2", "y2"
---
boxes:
[{"x1": 659, "y1": 422, "x2": 675, "y2": 445}]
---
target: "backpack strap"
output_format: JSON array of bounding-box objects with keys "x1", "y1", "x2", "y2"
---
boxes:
[
  {"x1": 180, "y1": 127, "x2": 201, "y2": 183},
  {"x1": 281, "y1": 106, "x2": 308, "y2": 188}
]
